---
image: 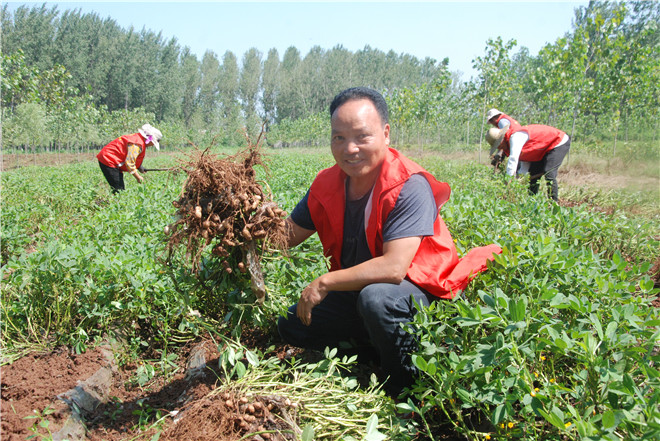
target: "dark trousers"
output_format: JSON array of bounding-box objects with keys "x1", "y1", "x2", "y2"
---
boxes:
[
  {"x1": 98, "y1": 161, "x2": 125, "y2": 194},
  {"x1": 528, "y1": 139, "x2": 571, "y2": 201},
  {"x1": 277, "y1": 279, "x2": 432, "y2": 396}
]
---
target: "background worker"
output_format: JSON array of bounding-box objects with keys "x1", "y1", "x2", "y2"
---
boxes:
[
  {"x1": 97, "y1": 123, "x2": 163, "y2": 193},
  {"x1": 486, "y1": 108, "x2": 521, "y2": 130},
  {"x1": 486, "y1": 123, "x2": 571, "y2": 201},
  {"x1": 486, "y1": 108, "x2": 522, "y2": 167},
  {"x1": 278, "y1": 87, "x2": 501, "y2": 397}
]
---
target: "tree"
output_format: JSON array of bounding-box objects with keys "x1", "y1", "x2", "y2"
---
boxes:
[
  {"x1": 472, "y1": 37, "x2": 519, "y2": 114},
  {"x1": 261, "y1": 48, "x2": 280, "y2": 128},
  {"x1": 0, "y1": 50, "x2": 39, "y2": 113},
  {"x1": 52, "y1": 9, "x2": 117, "y2": 106},
  {"x1": 239, "y1": 48, "x2": 263, "y2": 136},
  {"x1": 320, "y1": 45, "x2": 354, "y2": 109},
  {"x1": 1, "y1": 4, "x2": 58, "y2": 72},
  {"x1": 218, "y1": 51, "x2": 242, "y2": 144},
  {"x1": 298, "y1": 46, "x2": 325, "y2": 115},
  {"x1": 5, "y1": 102, "x2": 50, "y2": 154},
  {"x1": 180, "y1": 48, "x2": 201, "y2": 127},
  {"x1": 199, "y1": 50, "x2": 221, "y2": 126},
  {"x1": 276, "y1": 46, "x2": 302, "y2": 122}
]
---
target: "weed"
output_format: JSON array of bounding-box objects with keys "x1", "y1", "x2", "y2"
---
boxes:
[{"x1": 24, "y1": 406, "x2": 57, "y2": 441}]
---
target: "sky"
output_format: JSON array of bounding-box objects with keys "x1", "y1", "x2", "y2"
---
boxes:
[{"x1": 5, "y1": 1, "x2": 589, "y2": 79}]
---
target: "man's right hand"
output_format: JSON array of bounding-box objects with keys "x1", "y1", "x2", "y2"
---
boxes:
[{"x1": 132, "y1": 172, "x2": 144, "y2": 183}]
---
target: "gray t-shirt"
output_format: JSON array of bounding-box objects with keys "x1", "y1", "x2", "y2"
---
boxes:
[{"x1": 291, "y1": 174, "x2": 437, "y2": 268}]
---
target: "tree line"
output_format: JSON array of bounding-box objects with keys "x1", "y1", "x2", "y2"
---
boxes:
[{"x1": 1, "y1": 1, "x2": 658, "y2": 156}]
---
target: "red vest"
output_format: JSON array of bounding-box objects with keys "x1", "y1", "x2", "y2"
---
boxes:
[
  {"x1": 503, "y1": 124, "x2": 566, "y2": 162},
  {"x1": 96, "y1": 133, "x2": 147, "y2": 171},
  {"x1": 494, "y1": 113, "x2": 522, "y2": 132},
  {"x1": 307, "y1": 148, "x2": 501, "y2": 299}
]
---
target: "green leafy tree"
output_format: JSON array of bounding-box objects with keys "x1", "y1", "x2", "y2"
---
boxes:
[
  {"x1": 199, "y1": 50, "x2": 221, "y2": 126},
  {"x1": 0, "y1": 50, "x2": 39, "y2": 112},
  {"x1": 239, "y1": 48, "x2": 263, "y2": 137},
  {"x1": 51, "y1": 9, "x2": 120, "y2": 106},
  {"x1": 5, "y1": 102, "x2": 50, "y2": 153},
  {"x1": 321, "y1": 45, "x2": 355, "y2": 103},
  {"x1": 218, "y1": 51, "x2": 242, "y2": 144},
  {"x1": 276, "y1": 46, "x2": 302, "y2": 122},
  {"x1": 180, "y1": 47, "x2": 201, "y2": 128},
  {"x1": 472, "y1": 37, "x2": 519, "y2": 114},
  {"x1": 1, "y1": 3, "x2": 57, "y2": 72},
  {"x1": 298, "y1": 46, "x2": 325, "y2": 116},
  {"x1": 261, "y1": 48, "x2": 280, "y2": 129}
]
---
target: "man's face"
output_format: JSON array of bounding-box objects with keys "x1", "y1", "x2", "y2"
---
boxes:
[
  {"x1": 488, "y1": 117, "x2": 498, "y2": 126},
  {"x1": 330, "y1": 98, "x2": 390, "y2": 186}
]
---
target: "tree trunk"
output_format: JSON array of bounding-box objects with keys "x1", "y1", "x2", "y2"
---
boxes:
[
  {"x1": 466, "y1": 113, "x2": 470, "y2": 150},
  {"x1": 479, "y1": 80, "x2": 489, "y2": 163}
]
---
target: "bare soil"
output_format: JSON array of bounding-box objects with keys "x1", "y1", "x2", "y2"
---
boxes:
[
  {"x1": 1, "y1": 346, "x2": 108, "y2": 440},
  {"x1": 1, "y1": 150, "x2": 175, "y2": 171},
  {"x1": 1, "y1": 331, "x2": 310, "y2": 441},
  {"x1": 2, "y1": 152, "x2": 98, "y2": 170}
]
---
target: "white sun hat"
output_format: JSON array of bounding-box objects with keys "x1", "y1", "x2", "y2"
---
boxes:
[
  {"x1": 486, "y1": 108, "x2": 502, "y2": 122},
  {"x1": 138, "y1": 123, "x2": 163, "y2": 151}
]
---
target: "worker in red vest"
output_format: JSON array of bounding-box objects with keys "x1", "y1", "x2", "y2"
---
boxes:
[
  {"x1": 486, "y1": 108, "x2": 521, "y2": 131},
  {"x1": 278, "y1": 87, "x2": 501, "y2": 397},
  {"x1": 486, "y1": 108, "x2": 523, "y2": 166},
  {"x1": 486, "y1": 123, "x2": 570, "y2": 201},
  {"x1": 97, "y1": 124, "x2": 162, "y2": 193}
]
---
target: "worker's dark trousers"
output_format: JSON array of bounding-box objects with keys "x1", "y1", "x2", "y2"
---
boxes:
[
  {"x1": 277, "y1": 279, "x2": 433, "y2": 397},
  {"x1": 98, "y1": 161, "x2": 125, "y2": 194},
  {"x1": 528, "y1": 139, "x2": 571, "y2": 201}
]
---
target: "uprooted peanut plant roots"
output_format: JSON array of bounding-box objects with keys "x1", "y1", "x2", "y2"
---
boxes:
[{"x1": 164, "y1": 146, "x2": 288, "y2": 296}]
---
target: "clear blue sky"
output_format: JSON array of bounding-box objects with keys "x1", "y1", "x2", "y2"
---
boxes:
[{"x1": 6, "y1": 1, "x2": 588, "y2": 79}]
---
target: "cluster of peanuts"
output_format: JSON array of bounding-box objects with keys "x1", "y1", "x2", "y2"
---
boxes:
[
  {"x1": 164, "y1": 146, "x2": 289, "y2": 279},
  {"x1": 168, "y1": 190, "x2": 287, "y2": 274},
  {"x1": 221, "y1": 392, "x2": 298, "y2": 439}
]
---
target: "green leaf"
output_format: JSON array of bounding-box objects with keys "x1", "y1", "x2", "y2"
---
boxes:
[
  {"x1": 233, "y1": 361, "x2": 246, "y2": 379},
  {"x1": 591, "y1": 314, "x2": 603, "y2": 340},
  {"x1": 365, "y1": 414, "x2": 387, "y2": 441},
  {"x1": 412, "y1": 355, "x2": 427, "y2": 371},
  {"x1": 493, "y1": 404, "x2": 507, "y2": 424},
  {"x1": 456, "y1": 387, "x2": 474, "y2": 406},
  {"x1": 538, "y1": 407, "x2": 565, "y2": 431},
  {"x1": 602, "y1": 410, "x2": 616, "y2": 429},
  {"x1": 245, "y1": 350, "x2": 259, "y2": 367},
  {"x1": 301, "y1": 424, "x2": 315, "y2": 441}
]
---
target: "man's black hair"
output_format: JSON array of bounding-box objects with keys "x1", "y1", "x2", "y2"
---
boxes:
[{"x1": 329, "y1": 87, "x2": 389, "y2": 125}]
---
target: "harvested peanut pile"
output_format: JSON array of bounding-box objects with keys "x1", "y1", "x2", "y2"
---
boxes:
[
  {"x1": 160, "y1": 392, "x2": 300, "y2": 441},
  {"x1": 165, "y1": 137, "x2": 288, "y2": 303}
]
